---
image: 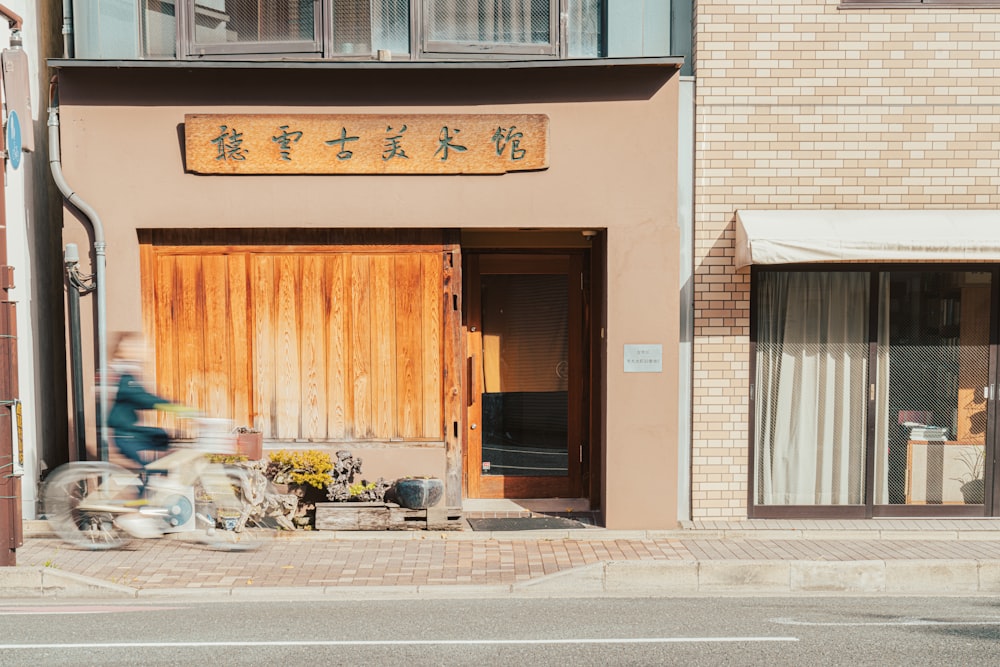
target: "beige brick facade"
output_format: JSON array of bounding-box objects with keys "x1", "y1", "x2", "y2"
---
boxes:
[{"x1": 692, "y1": 3, "x2": 1000, "y2": 517}]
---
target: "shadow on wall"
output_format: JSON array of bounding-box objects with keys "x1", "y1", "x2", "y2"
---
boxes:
[{"x1": 62, "y1": 64, "x2": 679, "y2": 108}]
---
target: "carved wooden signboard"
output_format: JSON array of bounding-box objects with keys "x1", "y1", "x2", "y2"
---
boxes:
[{"x1": 184, "y1": 113, "x2": 549, "y2": 175}]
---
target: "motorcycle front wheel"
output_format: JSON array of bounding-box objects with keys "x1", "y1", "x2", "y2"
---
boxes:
[{"x1": 188, "y1": 464, "x2": 266, "y2": 551}]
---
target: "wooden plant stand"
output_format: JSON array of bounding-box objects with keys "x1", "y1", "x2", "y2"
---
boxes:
[{"x1": 314, "y1": 502, "x2": 463, "y2": 531}]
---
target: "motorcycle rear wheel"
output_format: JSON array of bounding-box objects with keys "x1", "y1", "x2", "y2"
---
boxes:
[{"x1": 41, "y1": 462, "x2": 138, "y2": 550}]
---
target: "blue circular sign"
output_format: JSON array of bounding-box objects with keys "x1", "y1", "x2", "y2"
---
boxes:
[{"x1": 6, "y1": 110, "x2": 21, "y2": 170}]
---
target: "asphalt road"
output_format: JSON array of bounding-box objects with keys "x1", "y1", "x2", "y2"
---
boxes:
[{"x1": 0, "y1": 595, "x2": 997, "y2": 666}]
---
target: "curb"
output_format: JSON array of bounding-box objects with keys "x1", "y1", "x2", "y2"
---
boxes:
[
  {"x1": 514, "y1": 559, "x2": 1000, "y2": 596},
  {"x1": 0, "y1": 567, "x2": 138, "y2": 599},
  {"x1": 24, "y1": 519, "x2": 1000, "y2": 543},
  {"x1": 5, "y1": 559, "x2": 1000, "y2": 600}
]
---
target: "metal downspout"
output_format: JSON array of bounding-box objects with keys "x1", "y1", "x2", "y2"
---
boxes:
[
  {"x1": 62, "y1": 0, "x2": 73, "y2": 58},
  {"x1": 47, "y1": 83, "x2": 109, "y2": 461}
]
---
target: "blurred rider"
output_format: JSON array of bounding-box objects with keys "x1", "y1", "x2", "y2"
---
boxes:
[{"x1": 107, "y1": 332, "x2": 183, "y2": 467}]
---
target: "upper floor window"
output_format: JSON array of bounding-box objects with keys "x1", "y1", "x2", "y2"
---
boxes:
[
  {"x1": 122, "y1": 0, "x2": 602, "y2": 60},
  {"x1": 187, "y1": 1, "x2": 320, "y2": 56},
  {"x1": 423, "y1": 0, "x2": 558, "y2": 57}
]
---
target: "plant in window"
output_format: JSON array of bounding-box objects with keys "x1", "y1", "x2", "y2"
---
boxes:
[{"x1": 953, "y1": 446, "x2": 985, "y2": 505}]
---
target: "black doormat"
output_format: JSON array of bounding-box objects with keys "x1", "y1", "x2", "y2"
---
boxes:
[{"x1": 466, "y1": 516, "x2": 591, "y2": 531}]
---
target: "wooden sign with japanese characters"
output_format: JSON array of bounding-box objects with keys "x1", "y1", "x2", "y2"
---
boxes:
[{"x1": 184, "y1": 113, "x2": 548, "y2": 175}]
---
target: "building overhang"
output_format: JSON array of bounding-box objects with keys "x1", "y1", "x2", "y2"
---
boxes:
[
  {"x1": 48, "y1": 56, "x2": 684, "y2": 72},
  {"x1": 735, "y1": 209, "x2": 1000, "y2": 268}
]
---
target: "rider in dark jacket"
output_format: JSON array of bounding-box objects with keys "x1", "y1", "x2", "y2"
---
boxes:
[
  {"x1": 108, "y1": 372, "x2": 172, "y2": 467},
  {"x1": 107, "y1": 332, "x2": 185, "y2": 467}
]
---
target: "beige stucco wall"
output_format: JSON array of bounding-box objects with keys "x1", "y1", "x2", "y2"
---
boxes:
[
  {"x1": 694, "y1": 3, "x2": 1000, "y2": 518},
  {"x1": 56, "y1": 64, "x2": 681, "y2": 528}
]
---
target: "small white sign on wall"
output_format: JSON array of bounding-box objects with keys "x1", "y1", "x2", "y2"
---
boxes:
[{"x1": 624, "y1": 344, "x2": 663, "y2": 373}]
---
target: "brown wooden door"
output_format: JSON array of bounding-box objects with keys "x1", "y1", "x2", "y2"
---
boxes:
[{"x1": 465, "y1": 253, "x2": 586, "y2": 498}]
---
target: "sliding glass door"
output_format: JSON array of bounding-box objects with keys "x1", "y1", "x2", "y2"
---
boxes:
[{"x1": 752, "y1": 267, "x2": 996, "y2": 517}]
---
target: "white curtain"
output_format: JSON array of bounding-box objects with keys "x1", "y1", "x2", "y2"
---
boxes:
[
  {"x1": 756, "y1": 272, "x2": 869, "y2": 505},
  {"x1": 427, "y1": 0, "x2": 546, "y2": 44}
]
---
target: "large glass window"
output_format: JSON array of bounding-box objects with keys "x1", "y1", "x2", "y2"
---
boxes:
[
  {"x1": 755, "y1": 272, "x2": 870, "y2": 506},
  {"x1": 566, "y1": 0, "x2": 601, "y2": 58},
  {"x1": 422, "y1": 0, "x2": 557, "y2": 56},
  {"x1": 188, "y1": 0, "x2": 321, "y2": 55},
  {"x1": 145, "y1": 1, "x2": 179, "y2": 57},
  {"x1": 330, "y1": 0, "x2": 411, "y2": 57},
  {"x1": 875, "y1": 271, "x2": 991, "y2": 507},
  {"x1": 131, "y1": 0, "x2": 601, "y2": 59},
  {"x1": 754, "y1": 269, "x2": 993, "y2": 514},
  {"x1": 479, "y1": 273, "x2": 569, "y2": 477}
]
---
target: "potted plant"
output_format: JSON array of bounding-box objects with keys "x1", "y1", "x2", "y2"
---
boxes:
[
  {"x1": 325, "y1": 450, "x2": 390, "y2": 502},
  {"x1": 954, "y1": 446, "x2": 986, "y2": 505},
  {"x1": 390, "y1": 476, "x2": 444, "y2": 510},
  {"x1": 264, "y1": 450, "x2": 334, "y2": 528},
  {"x1": 265, "y1": 449, "x2": 334, "y2": 492},
  {"x1": 234, "y1": 426, "x2": 263, "y2": 460}
]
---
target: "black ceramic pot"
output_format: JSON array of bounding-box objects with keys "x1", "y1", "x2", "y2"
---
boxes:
[
  {"x1": 961, "y1": 479, "x2": 985, "y2": 505},
  {"x1": 393, "y1": 477, "x2": 444, "y2": 509}
]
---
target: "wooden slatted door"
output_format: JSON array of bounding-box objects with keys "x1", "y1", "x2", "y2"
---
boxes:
[{"x1": 141, "y1": 245, "x2": 449, "y2": 444}]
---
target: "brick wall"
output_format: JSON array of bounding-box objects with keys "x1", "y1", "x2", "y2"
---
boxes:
[{"x1": 692, "y1": 2, "x2": 1000, "y2": 518}]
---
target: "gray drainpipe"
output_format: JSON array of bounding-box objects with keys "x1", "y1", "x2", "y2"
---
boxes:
[
  {"x1": 47, "y1": 88, "x2": 109, "y2": 461},
  {"x1": 61, "y1": 0, "x2": 73, "y2": 58}
]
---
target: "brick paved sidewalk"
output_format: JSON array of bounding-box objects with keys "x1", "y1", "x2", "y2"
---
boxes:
[{"x1": 15, "y1": 526, "x2": 1000, "y2": 593}]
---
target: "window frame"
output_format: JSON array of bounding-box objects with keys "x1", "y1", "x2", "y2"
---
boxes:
[
  {"x1": 418, "y1": 0, "x2": 562, "y2": 59},
  {"x1": 178, "y1": 0, "x2": 324, "y2": 59},
  {"x1": 173, "y1": 0, "x2": 577, "y2": 60}
]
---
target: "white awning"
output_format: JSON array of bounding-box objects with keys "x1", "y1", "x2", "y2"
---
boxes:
[{"x1": 735, "y1": 210, "x2": 1000, "y2": 268}]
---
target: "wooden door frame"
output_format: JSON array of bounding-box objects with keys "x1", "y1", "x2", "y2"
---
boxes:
[{"x1": 463, "y1": 251, "x2": 587, "y2": 499}]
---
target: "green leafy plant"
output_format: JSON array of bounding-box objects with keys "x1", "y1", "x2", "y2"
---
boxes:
[
  {"x1": 325, "y1": 450, "x2": 390, "y2": 501},
  {"x1": 348, "y1": 481, "x2": 378, "y2": 499},
  {"x1": 209, "y1": 454, "x2": 249, "y2": 464},
  {"x1": 952, "y1": 446, "x2": 985, "y2": 484},
  {"x1": 265, "y1": 450, "x2": 334, "y2": 490}
]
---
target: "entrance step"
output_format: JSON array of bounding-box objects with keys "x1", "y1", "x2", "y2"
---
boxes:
[{"x1": 462, "y1": 498, "x2": 599, "y2": 526}]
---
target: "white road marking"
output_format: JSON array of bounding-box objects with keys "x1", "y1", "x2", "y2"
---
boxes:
[
  {"x1": 773, "y1": 617, "x2": 1000, "y2": 627},
  {"x1": 0, "y1": 605, "x2": 180, "y2": 615},
  {"x1": 0, "y1": 637, "x2": 799, "y2": 649}
]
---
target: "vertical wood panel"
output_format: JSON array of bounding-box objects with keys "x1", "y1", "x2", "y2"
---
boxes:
[
  {"x1": 395, "y1": 254, "x2": 422, "y2": 438},
  {"x1": 371, "y1": 255, "x2": 396, "y2": 439},
  {"x1": 252, "y1": 255, "x2": 276, "y2": 438},
  {"x1": 139, "y1": 243, "x2": 157, "y2": 382},
  {"x1": 422, "y1": 253, "x2": 443, "y2": 439},
  {"x1": 144, "y1": 243, "x2": 451, "y2": 449},
  {"x1": 326, "y1": 255, "x2": 348, "y2": 439},
  {"x1": 202, "y1": 254, "x2": 230, "y2": 419},
  {"x1": 275, "y1": 255, "x2": 301, "y2": 439},
  {"x1": 175, "y1": 255, "x2": 204, "y2": 409},
  {"x1": 227, "y1": 254, "x2": 252, "y2": 428},
  {"x1": 139, "y1": 243, "x2": 159, "y2": 433},
  {"x1": 300, "y1": 255, "x2": 327, "y2": 439},
  {"x1": 351, "y1": 255, "x2": 372, "y2": 438},
  {"x1": 153, "y1": 255, "x2": 177, "y2": 402}
]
